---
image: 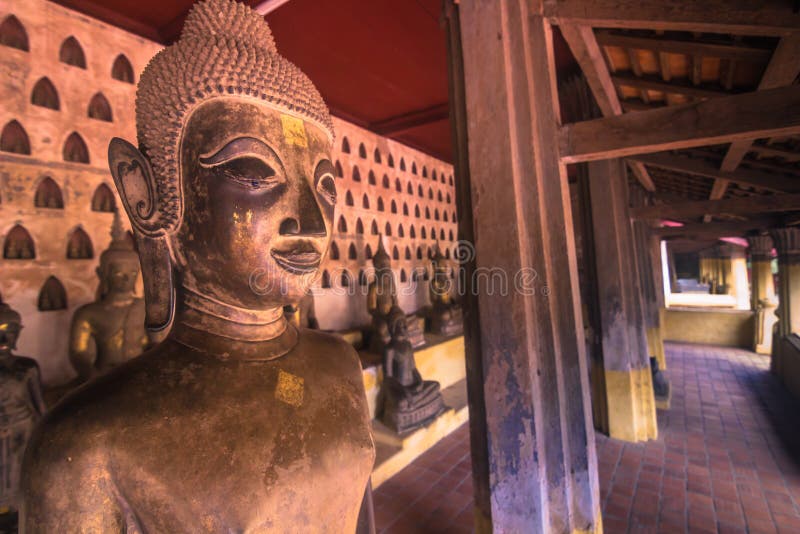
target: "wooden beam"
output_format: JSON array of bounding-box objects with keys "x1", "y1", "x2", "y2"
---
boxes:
[
  {"x1": 627, "y1": 152, "x2": 800, "y2": 193},
  {"x1": 560, "y1": 85, "x2": 800, "y2": 164},
  {"x1": 703, "y1": 178, "x2": 729, "y2": 222},
  {"x1": 611, "y1": 73, "x2": 732, "y2": 100},
  {"x1": 559, "y1": 24, "x2": 656, "y2": 191},
  {"x1": 540, "y1": 0, "x2": 800, "y2": 37},
  {"x1": 721, "y1": 35, "x2": 800, "y2": 172},
  {"x1": 750, "y1": 145, "x2": 800, "y2": 162},
  {"x1": 594, "y1": 31, "x2": 774, "y2": 62},
  {"x1": 630, "y1": 194, "x2": 800, "y2": 220},
  {"x1": 655, "y1": 218, "x2": 780, "y2": 239},
  {"x1": 369, "y1": 104, "x2": 450, "y2": 135}
]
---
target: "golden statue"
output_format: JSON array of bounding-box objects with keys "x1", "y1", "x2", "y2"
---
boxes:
[
  {"x1": 23, "y1": 1, "x2": 374, "y2": 531},
  {"x1": 367, "y1": 236, "x2": 424, "y2": 353},
  {"x1": 0, "y1": 299, "x2": 45, "y2": 518},
  {"x1": 68, "y1": 210, "x2": 149, "y2": 383},
  {"x1": 284, "y1": 291, "x2": 319, "y2": 329},
  {"x1": 428, "y1": 244, "x2": 462, "y2": 336}
]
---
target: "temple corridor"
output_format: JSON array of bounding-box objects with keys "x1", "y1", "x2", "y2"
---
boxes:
[{"x1": 375, "y1": 343, "x2": 800, "y2": 534}]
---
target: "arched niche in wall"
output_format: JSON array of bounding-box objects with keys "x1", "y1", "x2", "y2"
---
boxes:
[
  {"x1": 365, "y1": 244, "x2": 373, "y2": 259},
  {"x1": 111, "y1": 54, "x2": 134, "y2": 83},
  {"x1": 368, "y1": 171, "x2": 376, "y2": 185},
  {"x1": 404, "y1": 246, "x2": 411, "y2": 260},
  {"x1": 411, "y1": 162, "x2": 417, "y2": 175},
  {"x1": 31, "y1": 77, "x2": 59, "y2": 110},
  {"x1": 422, "y1": 166, "x2": 428, "y2": 178},
  {"x1": 398, "y1": 224, "x2": 404, "y2": 238},
  {"x1": 400, "y1": 269, "x2": 407, "y2": 283},
  {"x1": 432, "y1": 170, "x2": 437, "y2": 182},
  {"x1": 425, "y1": 207, "x2": 431, "y2": 220},
  {"x1": 341, "y1": 137, "x2": 350, "y2": 154},
  {"x1": 88, "y1": 93, "x2": 113, "y2": 122},
  {"x1": 362, "y1": 194, "x2": 369, "y2": 210},
  {"x1": 348, "y1": 243, "x2": 357, "y2": 260},
  {"x1": 0, "y1": 15, "x2": 29, "y2": 51},
  {"x1": 402, "y1": 203, "x2": 409, "y2": 216},
  {"x1": 91, "y1": 183, "x2": 116, "y2": 212},
  {"x1": 410, "y1": 225, "x2": 416, "y2": 238},
  {"x1": 418, "y1": 185, "x2": 423, "y2": 197},
  {"x1": 374, "y1": 148, "x2": 381, "y2": 164},
  {"x1": 352, "y1": 166, "x2": 361, "y2": 182},
  {"x1": 421, "y1": 227, "x2": 427, "y2": 239},
  {"x1": 428, "y1": 187, "x2": 434, "y2": 200},
  {"x1": 37, "y1": 276, "x2": 67, "y2": 311},
  {"x1": 385, "y1": 222, "x2": 392, "y2": 237},
  {"x1": 434, "y1": 208, "x2": 440, "y2": 221},
  {"x1": 438, "y1": 191, "x2": 443, "y2": 202},
  {"x1": 63, "y1": 132, "x2": 89, "y2": 163},
  {"x1": 1, "y1": 120, "x2": 31, "y2": 155},
  {"x1": 358, "y1": 143, "x2": 367, "y2": 159},
  {"x1": 416, "y1": 246, "x2": 423, "y2": 260},
  {"x1": 406, "y1": 183, "x2": 413, "y2": 195},
  {"x1": 390, "y1": 200, "x2": 397, "y2": 214},
  {"x1": 358, "y1": 269, "x2": 368, "y2": 286},
  {"x1": 440, "y1": 228, "x2": 446, "y2": 240},
  {"x1": 66, "y1": 227, "x2": 93, "y2": 259},
  {"x1": 335, "y1": 160, "x2": 343, "y2": 177},
  {"x1": 443, "y1": 211, "x2": 449, "y2": 222},
  {"x1": 370, "y1": 220, "x2": 379, "y2": 235},
  {"x1": 321, "y1": 270, "x2": 331, "y2": 288},
  {"x1": 377, "y1": 197, "x2": 384, "y2": 212},
  {"x1": 3, "y1": 224, "x2": 35, "y2": 259},
  {"x1": 337, "y1": 215, "x2": 347, "y2": 233},
  {"x1": 449, "y1": 229, "x2": 454, "y2": 241},
  {"x1": 387, "y1": 154, "x2": 394, "y2": 168},
  {"x1": 355, "y1": 218, "x2": 364, "y2": 234},
  {"x1": 414, "y1": 205, "x2": 420, "y2": 218},
  {"x1": 395, "y1": 178, "x2": 401, "y2": 192},
  {"x1": 329, "y1": 241, "x2": 340, "y2": 260},
  {"x1": 59, "y1": 36, "x2": 86, "y2": 68},
  {"x1": 382, "y1": 174, "x2": 390, "y2": 189},
  {"x1": 345, "y1": 191, "x2": 354, "y2": 206},
  {"x1": 340, "y1": 270, "x2": 352, "y2": 287},
  {"x1": 399, "y1": 158, "x2": 406, "y2": 172},
  {"x1": 34, "y1": 177, "x2": 64, "y2": 209}
]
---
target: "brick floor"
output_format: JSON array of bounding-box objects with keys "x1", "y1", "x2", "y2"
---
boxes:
[{"x1": 375, "y1": 342, "x2": 800, "y2": 533}]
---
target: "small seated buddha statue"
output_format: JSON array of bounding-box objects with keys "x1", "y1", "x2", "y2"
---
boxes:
[
  {"x1": 380, "y1": 306, "x2": 444, "y2": 433},
  {"x1": 284, "y1": 290, "x2": 319, "y2": 329},
  {"x1": 428, "y1": 244, "x2": 463, "y2": 336},
  {"x1": 22, "y1": 1, "x2": 374, "y2": 531},
  {"x1": 68, "y1": 209, "x2": 150, "y2": 383},
  {"x1": 367, "y1": 237, "x2": 424, "y2": 353},
  {"x1": 0, "y1": 299, "x2": 46, "y2": 517}
]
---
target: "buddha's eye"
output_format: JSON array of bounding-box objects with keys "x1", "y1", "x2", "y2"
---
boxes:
[
  {"x1": 214, "y1": 157, "x2": 283, "y2": 191},
  {"x1": 315, "y1": 159, "x2": 337, "y2": 205}
]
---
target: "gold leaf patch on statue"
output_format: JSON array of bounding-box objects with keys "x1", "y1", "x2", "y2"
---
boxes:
[
  {"x1": 275, "y1": 369, "x2": 304, "y2": 407},
  {"x1": 281, "y1": 114, "x2": 308, "y2": 148}
]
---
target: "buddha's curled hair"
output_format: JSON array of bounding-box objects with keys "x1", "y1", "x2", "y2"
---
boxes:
[{"x1": 135, "y1": 0, "x2": 334, "y2": 231}]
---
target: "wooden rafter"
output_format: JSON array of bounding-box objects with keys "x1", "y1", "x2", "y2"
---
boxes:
[
  {"x1": 611, "y1": 73, "x2": 732, "y2": 100},
  {"x1": 559, "y1": 24, "x2": 656, "y2": 192},
  {"x1": 631, "y1": 194, "x2": 800, "y2": 220},
  {"x1": 720, "y1": 35, "x2": 800, "y2": 172},
  {"x1": 594, "y1": 31, "x2": 774, "y2": 63},
  {"x1": 654, "y1": 218, "x2": 780, "y2": 239},
  {"x1": 627, "y1": 152, "x2": 800, "y2": 193},
  {"x1": 560, "y1": 85, "x2": 800, "y2": 164},
  {"x1": 539, "y1": 0, "x2": 800, "y2": 37}
]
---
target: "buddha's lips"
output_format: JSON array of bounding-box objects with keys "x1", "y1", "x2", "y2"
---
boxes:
[{"x1": 270, "y1": 248, "x2": 321, "y2": 274}]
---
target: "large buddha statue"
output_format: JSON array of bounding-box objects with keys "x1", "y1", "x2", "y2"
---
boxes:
[
  {"x1": 380, "y1": 306, "x2": 444, "y2": 433},
  {"x1": 22, "y1": 1, "x2": 375, "y2": 531},
  {"x1": 68, "y1": 209, "x2": 149, "y2": 383},
  {"x1": 0, "y1": 299, "x2": 45, "y2": 517},
  {"x1": 367, "y1": 237, "x2": 424, "y2": 353},
  {"x1": 428, "y1": 243, "x2": 462, "y2": 336}
]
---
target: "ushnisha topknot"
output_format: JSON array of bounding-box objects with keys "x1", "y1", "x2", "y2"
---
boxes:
[{"x1": 135, "y1": 0, "x2": 334, "y2": 232}]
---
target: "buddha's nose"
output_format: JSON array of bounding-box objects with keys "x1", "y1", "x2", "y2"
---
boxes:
[{"x1": 281, "y1": 177, "x2": 327, "y2": 237}]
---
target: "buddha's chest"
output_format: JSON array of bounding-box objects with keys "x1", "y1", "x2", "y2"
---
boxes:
[{"x1": 114, "y1": 363, "x2": 375, "y2": 532}]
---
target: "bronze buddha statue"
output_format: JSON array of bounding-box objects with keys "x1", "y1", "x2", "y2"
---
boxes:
[
  {"x1": 0, "y1": 299, "x2": 45, "y2": 517},
  {"x1": 428, "y1": 244, "x2": 462, "y2": 336},
  {"x1": 22, "y1": 1, "x2": 374, "y2": 531},
  {"x1": 380, "y1": 306, "x2": 444, "y2": 433},
  {"x1": 69, "y1": 210, "x2": 149, "y2": 383},
  {"x1": 366, "y1": 237, "x2": 424, "y2": 353},
  {"x1": 284, "y1": 291, "x2": 319, "y2": 330}
]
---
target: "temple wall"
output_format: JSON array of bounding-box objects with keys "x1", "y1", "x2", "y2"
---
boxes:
[
  {"x1": 0, "y1": 0, "x2": 457, "y2": 385},
  {"x1": 663, "y1": 307, "x2": 755, "y2": 348}
]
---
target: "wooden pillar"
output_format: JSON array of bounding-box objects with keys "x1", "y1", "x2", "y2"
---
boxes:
[
  {"x1": 748, "y1": 235, "x2": 777, "y2": 355},
  {"x1": 455, "y1": 2, "x2": 601, "y2": 531},
  {"x1": 587, "y1": 158, "x2": 658, "y2": 442},
  {"x1": 770, "y1": 228, "x2": 800, "y2": 375}
]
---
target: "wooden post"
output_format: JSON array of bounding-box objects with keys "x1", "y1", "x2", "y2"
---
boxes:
[
  {"x1": 587, "y1": 159, "x2": 658, "y2": 441},
  {"x1": 748, "y1": 235, "x2": 777, "y2": 355},
  {"x1": 457, "y1": 2, "x2": 601, "y2": 531},
  {"x1": 769, "y1": 228, "x2": 800, "y2": 376}
]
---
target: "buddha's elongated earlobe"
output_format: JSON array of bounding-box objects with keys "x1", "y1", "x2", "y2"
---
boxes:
[{"x1": 108, "y1": 137, "x2": 175, "y2": 331}]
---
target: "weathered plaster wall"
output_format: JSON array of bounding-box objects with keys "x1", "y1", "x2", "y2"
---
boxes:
[
  {"x1": 0, "y1": 0, "x2": 457, "y2": 384},
  {"x1": 663, "y1": 308, "x2": 755, "y2": 348}
]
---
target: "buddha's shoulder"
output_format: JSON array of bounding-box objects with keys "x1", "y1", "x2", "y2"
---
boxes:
[{"x1": 296, "y1": 329, "x2": 361, "y2": 370}]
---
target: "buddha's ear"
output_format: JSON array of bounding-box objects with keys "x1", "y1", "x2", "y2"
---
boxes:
[{"x1": 108, "y1": 138, "x2": 174, "y2": 332}]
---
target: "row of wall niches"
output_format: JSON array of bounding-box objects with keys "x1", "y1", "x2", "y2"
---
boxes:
[
  {"x1": 2, "y1": 224, "x2": 128, "y2": 260},
  {"x1": 338, "y1": 137, "x2": 453, "y2": 186}
]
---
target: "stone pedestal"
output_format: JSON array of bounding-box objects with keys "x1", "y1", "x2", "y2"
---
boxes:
[
  {"x1": 770, "y1": 228, "x2": 800, "y2": 375},
  {"x1": 749, "y1": 235, "x2": 777, "y2": 354}
]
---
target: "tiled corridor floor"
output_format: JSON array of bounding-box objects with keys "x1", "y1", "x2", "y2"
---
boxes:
[{"x1": 374, "y1": 342, "x2": 800, "y2": 533}]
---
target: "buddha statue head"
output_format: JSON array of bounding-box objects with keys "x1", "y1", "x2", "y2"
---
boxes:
[
  {"x1": 0, "y1": 298, "x2": 22, "y2": 355},
  {"x1": 108, "y1": 0, "x2": 336, "y2": 331},
  {"x1": 96, "y1": 209, "x2": 140, "y2": 300},
  {"x1": 372, "y1": 235, "x2": 394, "y2": 286}
]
